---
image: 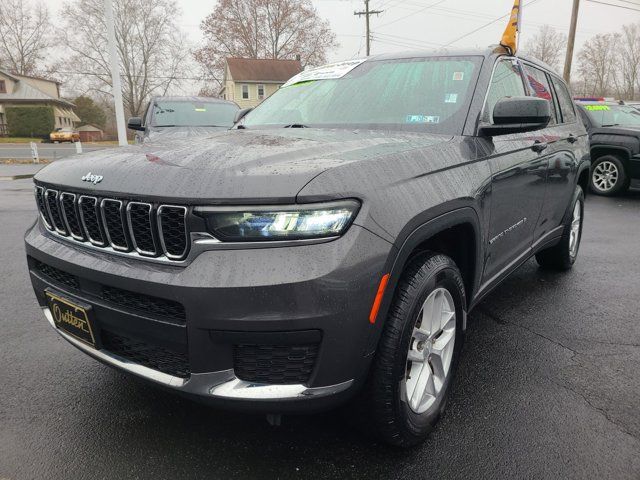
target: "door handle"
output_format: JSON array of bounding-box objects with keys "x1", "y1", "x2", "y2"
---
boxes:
[
  {"x1": 567, "y1": 134, "x2": 578, "y2": 143},
  {"x1": 531, "y1": 141, "x2": 548, "y2": 153}
]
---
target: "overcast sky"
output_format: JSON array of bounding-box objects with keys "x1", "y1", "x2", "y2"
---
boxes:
[
  {"x1": 45, "y1": 0, "x2": 637, "y2": 94},
  {"x1": 46, "y1": 0, "x2": 636, "y2": 59}
]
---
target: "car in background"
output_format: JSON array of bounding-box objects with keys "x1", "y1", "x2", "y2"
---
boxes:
[
  {"x1": 575, "y1": 99, "x2": 640, "y2": 195},
  {"x1": 127, "y1": 96, "x2": 239, "y2": 143},
  {"x1": 49, "y1": 127, "x2": 80, "y2": 143}
]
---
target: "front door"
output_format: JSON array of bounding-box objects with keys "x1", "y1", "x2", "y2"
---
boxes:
[{"x1": 480, "y1": 58, "x2": 548, "y2": 283}]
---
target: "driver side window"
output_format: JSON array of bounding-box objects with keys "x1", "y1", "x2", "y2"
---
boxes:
[{"x1": 482, "y1": 59, "x2": 526, "y2": 123}]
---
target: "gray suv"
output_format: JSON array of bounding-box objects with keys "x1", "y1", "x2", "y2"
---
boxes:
[{"x1": 25, "y1": 46, "x2": 590, "y2": 446}]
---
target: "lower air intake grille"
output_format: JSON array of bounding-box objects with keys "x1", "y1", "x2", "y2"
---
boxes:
[
  {"x1": 233, "y1": 343, "x2": 319, "y2": 385},
  {"x1": 35, "y1": 261, "x2": 79, "y2": 290},
  {"x1": 101, "y1": 286, "x2": 186, "y2": 323},
  {"x1": 101, "y1": 330, "x2": 190, "y2": 378}
]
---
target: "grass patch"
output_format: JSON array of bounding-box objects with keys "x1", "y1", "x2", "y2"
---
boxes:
[{"x1": 0, "y1": 137, "x2": 43, "y2": 143}]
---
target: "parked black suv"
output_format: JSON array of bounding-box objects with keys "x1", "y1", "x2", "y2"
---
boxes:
[
  {"x1": 25, "y1": 47, "x2": 590, "y2": 446},
  {"x1": 575, "y1": 101, "x2": 640, "y2": 195},
  {"x1": 127, "y1": 96, "x2": 239, "y2": 144}
]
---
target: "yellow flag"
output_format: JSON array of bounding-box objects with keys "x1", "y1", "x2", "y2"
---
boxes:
[{"x1": 500, "y1": 0, "x2": 521, "y2": 55}]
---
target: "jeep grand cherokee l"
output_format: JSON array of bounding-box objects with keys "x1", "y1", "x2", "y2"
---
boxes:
[{"x1": 25, "y1": 47, "x2": 590, "y2": 447}]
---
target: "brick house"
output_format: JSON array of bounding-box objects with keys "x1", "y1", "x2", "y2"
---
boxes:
[{"x1": 219, "y1": 58, "x2": 302, "y2": 108}]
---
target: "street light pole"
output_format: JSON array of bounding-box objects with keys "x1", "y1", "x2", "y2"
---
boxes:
[
  {"x1": 104, "y1": 0, "x2": 127, "y2": 147},
  {"x1": 563, "y1": 0, "x2": 580, "y2": 84}
]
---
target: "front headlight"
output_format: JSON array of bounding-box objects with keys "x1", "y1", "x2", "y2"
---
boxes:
[{"x1": 194, "y1": 199, "x2": 360, "y2": 242}]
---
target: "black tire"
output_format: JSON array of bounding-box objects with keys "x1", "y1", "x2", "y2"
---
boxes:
[
  {"x1": 361, "y1": 252, "x2": 466, "y2": 447},
  {"x1": 590, "y1": 155, "x2": 629, "y2": 196},
  {"x1": 536, "y1": 186, "x2": 584, "y2": 271}
]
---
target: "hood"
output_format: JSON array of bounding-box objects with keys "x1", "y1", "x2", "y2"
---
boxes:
[
  {"x1": 35, "y1": 128, "x2": 451, "y2": 203},
  {"x1": 144, "y1": 125, "x2": 230, "y2": 143}
]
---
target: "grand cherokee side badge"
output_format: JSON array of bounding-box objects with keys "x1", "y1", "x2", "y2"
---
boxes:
[{"x1": 81, "y1": 172, "x2": 103, "y2": 185}]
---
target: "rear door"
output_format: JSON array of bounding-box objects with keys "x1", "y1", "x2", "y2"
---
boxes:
[
  {"x1": 480, "y1": 58, "x2": 549, "y2": 282},
  {"x1": 539, "y1": 74, "x2": 586, "y2": 232},
  {"x1": 520, "y1": 62, "x2": 569, "y2": 243}
]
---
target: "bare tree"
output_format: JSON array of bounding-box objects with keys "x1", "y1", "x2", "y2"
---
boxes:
[
  {"x1": 614, "y1": 23, "x2": 640, "y2": 100},
  {"x1": 522, "y1": 25, "x2": 567, "y2": 73},
  {"x1": 59, "y1": 0, "x2": 190, "y2": 116},
  {"x1": 0, "y1": 0, "x2": 52, "y2": 76},
  {"x1": 194, "y1": 0, "x2": 338, "y2": 88},
  {"x1": 577, "y1": 33, "x2": 617, "y2": 97}
]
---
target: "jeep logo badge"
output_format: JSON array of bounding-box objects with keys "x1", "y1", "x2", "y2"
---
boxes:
[{"x1": 81, "y1": 172, "x2": 103, "y2": 185}]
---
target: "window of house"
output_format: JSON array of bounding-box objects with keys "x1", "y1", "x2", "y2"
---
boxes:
[
  {"x1": 550, "y1": 76, "x2": 577, "y2": 124},
  {"x1": 482, "y1": 59, "x2": 526, "y2": 123},
  {"x1": 0, "y1": 80, "x2": 6, "y2": 93},
  {"x1": 242, "y1": 84, "x2": 249, "y2": 100},
  {"x1": 523, "y1": 64, "x2": 557, "y2": 125},
  {"x1": 257, "y1": 84, "x2": 265, "y2": 100}
]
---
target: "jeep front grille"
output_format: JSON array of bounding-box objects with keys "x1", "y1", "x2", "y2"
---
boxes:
[{"x1": 35, "y1": 186, "x2": 189, "y2": 261}]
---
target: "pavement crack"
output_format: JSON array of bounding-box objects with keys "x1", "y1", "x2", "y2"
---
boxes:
[
  {"x1": 547, "y1": 377, "x2": 639, "y2": 441},
  {"x1": 475, "y1": 307, "x2": 579, "y2": 356}
]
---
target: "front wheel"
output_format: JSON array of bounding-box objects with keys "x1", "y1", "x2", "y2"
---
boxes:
[
  {"x1": 361, "y1": 253, "x2": 466, "y2": 447},
  {"x1": 536, "y1": 186, "x2": 584, "y2": 270},
  {"x1": 590, "y1": 155, "x2": 629, "y2": 196}
]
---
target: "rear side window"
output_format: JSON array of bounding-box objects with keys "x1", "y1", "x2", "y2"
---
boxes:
[
  {"x1": 483, "y1": 59, "x2": 526, "y2": 122},
  {"x1": 523, "y1": 64, "x2": 557, "y2": 125},
  {"x1": 551, "y1": 77, "x2": 577, "y2": 124}
]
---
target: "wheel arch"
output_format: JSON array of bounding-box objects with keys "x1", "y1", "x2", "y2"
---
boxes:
[
  {"x1": 590, "y1": 144, "x2": 632, "y2": 167},
  {"x1": 373, "y1": 208, "x2": 483, "y2": 337}
]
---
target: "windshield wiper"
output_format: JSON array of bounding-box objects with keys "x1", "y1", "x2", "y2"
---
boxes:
[
  {"x1": 602, "y1": 123, "x2": 620, "y2": 127},
  {"x1": 283, "y1": 123, "x2": 309, "y2": 128}
]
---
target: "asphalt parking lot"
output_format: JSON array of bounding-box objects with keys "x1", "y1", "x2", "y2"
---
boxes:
[{"x1": 1, "y1": 178, "x2": 639, "y2": 480}]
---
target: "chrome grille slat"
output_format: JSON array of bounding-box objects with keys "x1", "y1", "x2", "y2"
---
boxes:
[
  {"x1": 78, "y1": 195, "x2": 106, "y2": 246},
  {"x1": 101, "y1": 199, "x2": 130, "y2": 251},
  {"x1": 157, "y1": 205, "x2": 188, "y2": 260},
  {"x1": 126, "y1": 202, "x2": 157, "y2": 256},
  {"x1": 35, "y1": 186, "x2": 188, "y2": 263},
  {"x1": 34, "y1": 186, "x2": 52, "y2": 229},
  {"x1": 60, "y1": 192, "x2": 84, "y2": 240},
  {"x1": 44, "y1": 189, "x2": 67, "y2": 235}
]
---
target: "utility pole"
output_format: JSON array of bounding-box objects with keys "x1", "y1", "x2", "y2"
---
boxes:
[
  {"x1": 354, "y1": 0, "x2": 383, "y2": 56},
  {"x1": 563, "y1": 0, "x2": 580, "y2": 84},
  {"x1": 104, "y1": 0, "x2": 127, "y2": 147}
]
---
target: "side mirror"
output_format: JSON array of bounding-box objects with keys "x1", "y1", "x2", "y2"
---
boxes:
[
  {"x1": 127, "y1": 117, "x2": 145, "y2": 131},
  {"x1": 479, "y1": 97, "x2": 551, "y2": 136},
  {"x1": 234, "y1": 107, "x2": 253, "y2": 124}
]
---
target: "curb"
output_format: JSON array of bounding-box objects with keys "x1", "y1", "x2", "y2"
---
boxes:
[{"x1": 0, "y1": 174, "x2": 35, "y2": 181}]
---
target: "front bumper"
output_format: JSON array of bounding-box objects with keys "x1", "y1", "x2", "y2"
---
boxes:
[{"x1": 26, "y1": 220, "x2": 393, "y2": 412}]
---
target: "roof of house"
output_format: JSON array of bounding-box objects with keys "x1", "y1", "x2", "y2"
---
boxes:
[
  {"x1": 226, "y1": 58, "x2": 302, "y2": 83},
  {"x1": 0, "y1": 68, "x2": 74, "y2": 107},
  {"x1": 77, "y1": 124, "x2": 103, "y2": 132}
]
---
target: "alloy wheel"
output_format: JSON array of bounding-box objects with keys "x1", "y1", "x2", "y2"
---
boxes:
[
  {"x1": 403, "y1": 288, "x2": 456, "y2": 414},
  {"x1": 592, "y1": 161, "x2": 619, "y2": 192}
]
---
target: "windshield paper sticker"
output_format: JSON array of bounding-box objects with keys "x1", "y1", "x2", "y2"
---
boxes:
[
  {"x1": 444, "y1": 93, "x2": 458, "y2": 103},
  {"x1": 283, "y1": 58, "x2": 367, "y2": 87},
  {"x1": 406, "y1": 115, "x2": 440, "y2": 124},
  {"x1": 585, "y1": 105, "x2": 610, "y2": 111},
  {"x1": 452, "y1": 72, "x2": 464, "y2": 81}
]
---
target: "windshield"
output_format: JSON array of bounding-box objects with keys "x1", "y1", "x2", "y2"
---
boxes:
[
  {"x1": 582, "y1": 104, "x2": 640, "y2": 127},
  {"x1": 243, "y1": 56, "x2": 482, "y2": 134},
  {"x1": 151, "y1": 100, "x2": 238, "y2": 128}
]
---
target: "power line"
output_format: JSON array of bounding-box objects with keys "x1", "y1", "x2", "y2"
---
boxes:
[
  {"x1": 585, "y1": 0, "x2": 640, "y2": 10},
  {"x1": 377, "y1": 0, "x2": 447, "y2": 28},
  {"x1": 444, "y1": 0, "x2": 544, "y2": 47}
]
